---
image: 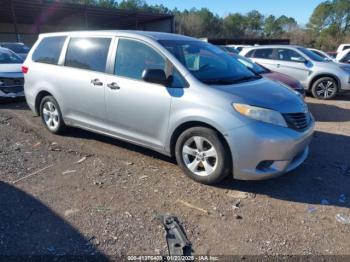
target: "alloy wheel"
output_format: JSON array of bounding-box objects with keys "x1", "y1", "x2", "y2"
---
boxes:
[
  {"x1": 42, "y1": 101, "x2": 60, "y2": 131},
  {"x1": 182, "y1": 136, "x2": 218, "y2": 176},
  {"x1": 315, "y1": 80, "x2": 336, "y2": 99}
]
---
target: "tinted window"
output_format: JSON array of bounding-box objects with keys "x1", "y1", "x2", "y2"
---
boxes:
[
  {"x1": 245, "y1": 50, "x2": 255, "y2": 58},
  {"x1": 115, "y1": 39, "x2": 165, "y2": 80},
  {"x1": 276, "y1": 48, "x2": 305, "y2": 62},
  {"x1": 65, "y1": 37, "x2": 111, "y2": 73},
  {"x1": 253, "y1": 49, "x2": 274, "y2": 59},
  {"x1": 32, "y1": 36, "x2": 66, "y2": 64},
  {"x1": 341, "y1": 52, "x2": 350, "y2": 62},
  {"x1": 1, "y1": 43, "x2": 30, "y2": 53},
  {"x1": 0, "y1": 48, "x2": 23, "y2": 64},
  {"x1": 297, "y1": 47, "x2": 324, "y2": 62},
  {"x1": 159, "y1": 40, "x2": 259, "y2": 85}
]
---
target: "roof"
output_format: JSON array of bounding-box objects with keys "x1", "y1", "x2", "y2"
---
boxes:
[
  {"x1": 1, "y1": 0, "x2": 173, "y2": 30},
  {"x1": 39, "y1": 30, "x2": 196, "y2": 41},
  {"x1": 243, "y1": 45, "x2": 302, "y2": 49}
]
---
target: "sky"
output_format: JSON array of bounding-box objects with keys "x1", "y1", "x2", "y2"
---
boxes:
[{"x1": 145, "y1": 0, "x2": 324, "y2": 25}]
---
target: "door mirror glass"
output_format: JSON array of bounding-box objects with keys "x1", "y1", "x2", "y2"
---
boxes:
[{"x1": 142, "y1": 69, "x2": 167, "y2": 86}]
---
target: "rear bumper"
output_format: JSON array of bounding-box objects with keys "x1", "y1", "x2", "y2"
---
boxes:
[{"x1": 225, "y1": 119, "x2": 314, "y2": 180}]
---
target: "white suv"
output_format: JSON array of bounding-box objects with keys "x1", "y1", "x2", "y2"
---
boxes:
[{"x1": 241, "y1": 45, "x2": 350, "y2": 99}]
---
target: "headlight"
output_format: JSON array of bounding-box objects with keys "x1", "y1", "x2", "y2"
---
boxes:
[{"x1": 233, "y1": 103, "x2": 287, "y2": 127}]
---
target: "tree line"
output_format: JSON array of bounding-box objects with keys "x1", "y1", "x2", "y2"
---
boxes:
[{"x1": 54, "y1": 0, "x2": 350, "y2": 51}]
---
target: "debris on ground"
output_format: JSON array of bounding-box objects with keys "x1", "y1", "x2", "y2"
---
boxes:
[
  {"x1": 75, "y1": 156, "x2": 87, "y2": 164},
  {"x1": 227, "y1": 190, "x2": 256, "y2": 199},
  {"x1": 64, "y1": 208, "x2": 80, "y2": 217},
  {"x1": 176, "y1": 199, "x2": 209, "y2": 214},
  {"x1": 307, "y1": 207, "x2": 317, "y2": 213},
  {"x1": 157, "y1": 214, "x2": 192, "y2": 256},
  {"x1": 11, "y1": 164, "x2": 54, "y2": 184},
  {"x1": 62, "y1": 170, "x2": 76, "y2": 175},
  {"x1": 335, "y1": 214, "x2": 350, "y2": 224},
  {"x1": 139, "y1": 175, "x2": 148, "y2": 180}
]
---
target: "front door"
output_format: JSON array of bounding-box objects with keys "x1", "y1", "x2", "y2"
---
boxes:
[{"x1": 104, "y1": 38, "x2": 177, "y2": 149}]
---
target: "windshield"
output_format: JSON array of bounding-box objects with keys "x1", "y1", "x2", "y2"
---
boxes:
[
  {"x1": 297, "y1": 47, "x2": 325, "y2": 62},
  {"x1": 159, "y1": 40, "x2": 260, "y2": 85},
  {"x1": 1, "y1": 43, "x2": 30, "y2": 54},
  {"x1": 0, "y1": 49, "x2": 23, "y2": 64},
  {"x1": 235, "y1": 55, "x2": 269, "y2": 74}
]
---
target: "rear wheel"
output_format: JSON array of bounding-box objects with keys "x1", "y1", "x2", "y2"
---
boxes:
[
  {"x1": 311, "y1": 77, "x2": 338, "y2": 100},
  {"x1": 175, "y1": 127, "x2": 231, "y2": 184},
  {"x1": 39, "y1": 96, "x2": 66, "y2": 134}
]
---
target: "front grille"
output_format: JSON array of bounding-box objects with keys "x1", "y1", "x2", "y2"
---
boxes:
[
  {"x1": 283, "y1": 113, "x2": 310, "y2": 131},
  {"x1": 0, "y1": 77, "x2": 24, "y2": 87}
]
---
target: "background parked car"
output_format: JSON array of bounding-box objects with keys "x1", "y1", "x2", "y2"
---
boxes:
[
  {"x1": 217, "y1": 45, "x2": 239, "y2": 54},
  {"x1": 227, "y1": 45, "x2": 251, "y2": 52},
  {"x1": 337, "y1": 44, "x2": 350, "y2": 54},
  {"x1": 218, "y1": 48, "x2": 305, "y2": 96},
  {"x1": 0, "y1": 47, "x2": 24, "y2": 100},
  {"x1": 336, "y1": 49, "x2": 350, "y2": 64},
  {"x1": 240, "y1": 45, "x2": 350, "y2": 99},
  {"x1": 0, "y1": 42, "x2": 30, "y2": 59}
]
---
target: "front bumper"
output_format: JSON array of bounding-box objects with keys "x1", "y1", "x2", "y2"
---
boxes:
[{"x1": 225, "y1": 119, "x2": 314, "y2": 180}]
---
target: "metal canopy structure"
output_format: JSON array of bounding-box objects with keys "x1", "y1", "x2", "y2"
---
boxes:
[{"x1": 0, "y1": 0, "x2": 174, "y2": 42}]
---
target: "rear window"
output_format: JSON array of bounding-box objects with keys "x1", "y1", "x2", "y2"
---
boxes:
[
  {"x1": 253, "y1": 49, "x2": 274, "y2": 59},
  {"x1": 32, "y1": 36, "x2": 66, "y2": 64},
  {"x1": 65, "y1": 37, "x2": 111, "y2": 73}
]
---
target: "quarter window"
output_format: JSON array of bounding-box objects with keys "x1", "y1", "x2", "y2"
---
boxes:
[
  {"x1": 115, "y1": 39, "x2": 165, "y2": 80},
  {"x1": 32, "y1": 36, "x2": 66, "y2": 65},
  {"x1": 253, "y1": 49, "x2": 274, "y2": 59},
  {"x1": 65, "y1": 37, "x2": 111, "y2": 73}
]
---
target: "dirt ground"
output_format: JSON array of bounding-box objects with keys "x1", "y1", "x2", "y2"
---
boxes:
[{"x1": 0, "y1": 94, "x2": 350, "y2": 259}]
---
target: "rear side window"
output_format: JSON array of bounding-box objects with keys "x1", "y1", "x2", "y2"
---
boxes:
[
  {"x1": 65, "y1": 37, "x2": 111, "y2": 73},
  {"x1": 253, "y1": 49, "x2": 274, "y2": 59},
  {"x1": 32, "y1": 36, "x2": 66, "y2": 64}
]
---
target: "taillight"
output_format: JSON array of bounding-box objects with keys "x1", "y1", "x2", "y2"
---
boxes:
[{"x1": 22, "y1": 66, "x2": 28, "y2": 74}]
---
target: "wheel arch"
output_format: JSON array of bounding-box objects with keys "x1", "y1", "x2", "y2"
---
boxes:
[
  {"x1": 308, "y1": 73, "x2": 340, "y2": 91},
  {"x1": 169, "y1": 121, "x2": 232, "y2": 165},
  {"x1": 35, "y1": 90, "x2": 53, "y2": 115}
]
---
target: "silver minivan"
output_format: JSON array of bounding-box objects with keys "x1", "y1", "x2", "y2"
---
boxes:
[
  {"x1": 240, "y1": 45, "x2": 350, "y2": 99},
  {"x1": 23, "y1": 31, "x2": 314, "y2": 184}
]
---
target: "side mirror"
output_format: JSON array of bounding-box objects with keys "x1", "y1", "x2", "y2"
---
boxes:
[{"x1": 142, "y1": 69, "x2": 167, "y2": 86}]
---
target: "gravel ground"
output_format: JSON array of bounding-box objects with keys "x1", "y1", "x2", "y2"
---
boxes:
[{"x1": 0, "y1": 95, "x2": 350, "y2": 259}]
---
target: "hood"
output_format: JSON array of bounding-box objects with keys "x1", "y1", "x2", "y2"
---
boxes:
[
  {"x1": 0, "y1": 63, "x2": 22, "y2": 73},
  {"x1": 212, "y1": 78, "x2": 305, "y2": 114},
  {"x1": 262, "y1": 71, "x2": 300, "y2": 90}
]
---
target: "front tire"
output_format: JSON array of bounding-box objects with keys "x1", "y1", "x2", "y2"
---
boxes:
[
  {"x1": 311, "y1": 77, "x2": 338, "y2": 100},
  {"x1": 175, "y1": 127, "x2": 231, "y2": 184},
  {"x1": 39, "y1": 96, "x2": 66, "y2": 134}
]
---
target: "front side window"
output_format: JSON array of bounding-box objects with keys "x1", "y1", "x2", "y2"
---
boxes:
[
  {"x1": 159, "y1": 40, "x2": 259, "y2": 85},
  {"x1": 115, "y1": 39, "x2": 165, "y2": 80},
  {"x1": 297, "y1": 47, "x2": 324, "y2": 62},
  {"x1": 32, "y1": 36, "x2": 66, "y2": 65},
  {"x1": 0, "y1": 49, "x2": 23, "y2": 64},
  {"x1": 276, "y1": 48, "x2": 305, "y2": 62},
  {"x1": 65, "y1": 37, "x2": 111, "y2": 73},
  {"x1": 253, "y1": 49, "x2": 274, "y2": 59}
]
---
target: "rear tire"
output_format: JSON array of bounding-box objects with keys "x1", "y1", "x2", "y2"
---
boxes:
[
  {"x1": 39, "y1": 96, "x2": 66, "y2": 134},
  {"x1": 311, "y1": 77, "x2": 338, "y2": 100},
  {"x1": 175, "y1": 127, "x2": 231, "y2": 185}
]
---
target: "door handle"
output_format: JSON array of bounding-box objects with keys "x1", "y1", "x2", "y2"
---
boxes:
[
  {"x1": 276, "y1": 64, "x2": 281, "y2": 68},
  {"x1": 91, "y1": 79, "x2": 103, "y2": 86},
  {"x1": 107, "y1": 82, "x2": 120, "y2": 90}
]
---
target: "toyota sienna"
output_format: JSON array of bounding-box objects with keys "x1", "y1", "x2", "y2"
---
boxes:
[{"x1": 23, "y1": 31, "x2": 314, "y2": 184}]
